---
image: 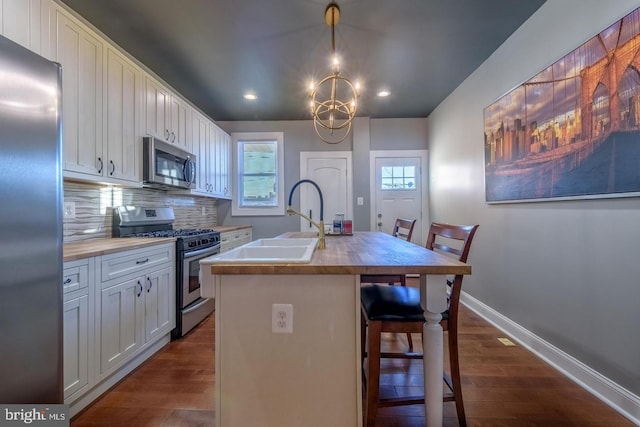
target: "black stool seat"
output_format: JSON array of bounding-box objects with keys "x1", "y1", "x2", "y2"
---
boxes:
[{"x1": 360, "y1": 284, "x2": 449, "y2": 321}]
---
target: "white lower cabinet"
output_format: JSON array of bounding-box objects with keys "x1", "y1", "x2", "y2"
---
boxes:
[
  {"x1": 63, "y1": 242, "x2": 175, "y2": 417},
  {"x1": 144, "y1": 266, "x2": 173, "y2": 342},
  {"x1": 63, "y1": 258, "x2": 93, "y2": 401},
  {"x1": 99, "y1": 276, "x2": 144, "y2": 375},
  {"x1": 99, "y1": 265, "x2": 174, "y2": 376},
  {"x1": 220, "y1": 227, "x2": 253, "y2": 253}
]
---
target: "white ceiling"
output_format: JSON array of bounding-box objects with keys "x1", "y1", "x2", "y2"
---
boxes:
[{"x1": 59, "y1": 0, "x2": 546, "y2": 122}]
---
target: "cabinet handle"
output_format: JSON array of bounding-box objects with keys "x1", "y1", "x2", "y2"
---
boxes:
[
  {"x1": 109, "y1": 160, "x2": 115, "y2": 176},
  {"x1": 137, "y1": 280, "x2": 143, "y2": 297},
  {"x1": 165, "y1": 129, "x2": 170, "y2": 140},
  {"x1": 171, "y1": 132, "x2": 176, "y2": 142},
  {"x1": 146, "y1": 277, "x2": 152, "y2": 293},
  {"x1": 63, "y1": 278, "x2": 72, "y2": 284},
  {"x1": 97, "y1": 157, "x2": 103, "y2": 174},
  {"x1": 136, "y1": 258, "x2": 149, "y2": 265}
]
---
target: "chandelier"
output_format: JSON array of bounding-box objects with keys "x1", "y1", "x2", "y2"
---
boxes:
[{"x1": 308, "y1": 2, "x2": 359, "y2": 144}]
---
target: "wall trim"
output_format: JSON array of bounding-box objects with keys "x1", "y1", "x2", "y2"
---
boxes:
[{"x1": 461, "y1": 292, "x2": 640, "y2": 425}]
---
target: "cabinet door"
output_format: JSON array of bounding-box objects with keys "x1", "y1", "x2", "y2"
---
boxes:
[
  {"x1": 63, "y1": 293, "x2": 89, "y2": 400},
  {"x1": 99, "y1": 276, "x2": 145, "y2": 375},
  {"x1": 208, "y1": 122, "x2": 220, "y2": 196},
  {"x1": 144, "y1": 76, "x2": 171, "y2": 142},
  {"x1": 220, "y1": 130, "x2": 231, "y2": 198},
  {"x1": 208, "y1": 125, "x2": 232, "y2": 199},
  {"x1": 105, "y1": 47, "x2": 141, "y2": 183},
  {"x1": 170, "y1": 95, "x2": 191, "y2": 151},
  {"x1": 0, "y1": 0, "x2": 50, "y2": 58},
  {"x1": 54, "y1": 6, "x2": 104, "y2": 177},
  {"x1": 192, "y1": 110, "x2": 209, "y2": 193},
  {"x1": 144, "y1": 267, "x2": 174, "y2": 343}
]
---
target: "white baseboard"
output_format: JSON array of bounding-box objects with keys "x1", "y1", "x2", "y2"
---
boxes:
[{"x1": 460, "y1": 292, "x2": 640, "y2": 426}]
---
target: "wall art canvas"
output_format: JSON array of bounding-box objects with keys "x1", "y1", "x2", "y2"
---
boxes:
[{"x1": 484, "y1": 7, "x2": 640, "y2": 202}]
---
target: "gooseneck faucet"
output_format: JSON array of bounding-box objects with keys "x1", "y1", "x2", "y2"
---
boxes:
[{"x1": 287, "y1": 179, "x2": 326, "y2": 249}]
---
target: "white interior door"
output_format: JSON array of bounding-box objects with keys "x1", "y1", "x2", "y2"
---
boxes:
[
  {"x1": 300, "y1": 152, "x2": 352, "y2": 232},
  {"x1": 370, "y1": 151, "x2": 429, "y2": 246}
]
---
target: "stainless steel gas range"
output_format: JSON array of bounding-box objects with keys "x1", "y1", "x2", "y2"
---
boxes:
[{"x1": 112, "y1": 206, "x2": 220, "y2": 338}]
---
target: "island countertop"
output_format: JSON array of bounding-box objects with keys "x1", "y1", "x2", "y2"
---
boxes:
[{"x1": 203, "y1": 231, "x2": 471, "y2": 275}]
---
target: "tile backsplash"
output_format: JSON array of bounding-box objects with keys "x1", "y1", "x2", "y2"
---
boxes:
[{"x1": 64, "y1": 181, "x2": 218, "y2": 242}]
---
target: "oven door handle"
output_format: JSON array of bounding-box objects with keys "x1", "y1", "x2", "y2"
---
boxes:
[{"x1": 183, "y1": 245, "x2": 220, "y2": 259}]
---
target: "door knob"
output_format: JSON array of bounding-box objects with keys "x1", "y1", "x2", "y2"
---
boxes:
[
  {"x1": 377, "y1": 222, "x2": 382, "y2": 227},
  {"x1": 377, "y1": 213, "x2": 382, "y2": 218}
]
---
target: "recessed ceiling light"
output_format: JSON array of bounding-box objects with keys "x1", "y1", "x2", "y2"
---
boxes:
[
  {"x1": 243, "y1": 92, "x2": 257, "y2": 101},
  {"x1": 377, "y1": 90, "x2": 391, "y2": 98}
]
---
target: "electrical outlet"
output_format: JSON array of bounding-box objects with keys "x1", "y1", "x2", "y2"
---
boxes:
[
  {"x1": 272, "y1": 303, "x2": 293, "y2": 334},
  {"x1": 357, "y1": 196, "x2": 364, "y2": 206},
  {"x1": 63, "y1": 202, "x2": 76, "y2": 219}
]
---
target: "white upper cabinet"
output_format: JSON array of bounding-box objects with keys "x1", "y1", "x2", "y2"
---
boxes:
[
  {"x1": 52, "y1": 5, "x2": 104, "y2": 178},
  {"x1": 210, "y1": 122, "x2": 231, "y2": 199},
  {"x1": 104, "y1": 47, "x2": 142, "y2": 183},
  {"x1": 189, "y1": 111, "x2": 231, "y2": 199},
  {"x1": 0, "y1": 0, "x2": 51, "y2": 59},
  {"x1": 52, "y1": 5, "x2": 141, "y2": 185},
  {"x1": 191, "y1": 110, "x2": 209, "y2": 194},
  {"x1": 144, "y1": 75, "x2": 192, "y2": 152}
]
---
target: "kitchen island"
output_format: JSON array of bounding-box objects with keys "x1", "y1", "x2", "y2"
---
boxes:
[{"x1": 200, "y1": 231, "x2": 471, "y2": 426}]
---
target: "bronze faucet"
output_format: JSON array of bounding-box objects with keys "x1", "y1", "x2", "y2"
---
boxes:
[{"x1": 287, "y1": 179, "x2": 326, "y2": 249}]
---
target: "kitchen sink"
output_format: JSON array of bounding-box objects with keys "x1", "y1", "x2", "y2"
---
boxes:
[
  {"x1": 244, "y1": 238, "x2": 318, "y2": 247},
  {"x1": 205, "y1": 238, "x2": 318, "y2": 263}
]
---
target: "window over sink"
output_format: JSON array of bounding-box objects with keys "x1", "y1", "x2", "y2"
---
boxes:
[{"x1": 231, "y1": 132, "x2": 284, "y2": 216}]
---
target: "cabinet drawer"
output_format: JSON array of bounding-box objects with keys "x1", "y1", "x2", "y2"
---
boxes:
[
  {"x1": 101, "y1": 245, "x2": 173, "y2": 283},
  {"x1": 231, "y1": 229, "x2": 251, "y2": 241},
  {"x1": 63, "y1": 260, "x2": 90, "y2": 294}
]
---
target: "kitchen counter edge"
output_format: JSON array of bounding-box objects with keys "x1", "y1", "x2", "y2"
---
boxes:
[
  {"x1": 213, "y1": 224, "x2": 252, "y2": 233},
  {"x1": 201, "y1": 231, "x2": 471, "y2": 276},
  {"x1": 64, "y1": 237, "x2": 177, "y2": 262}
]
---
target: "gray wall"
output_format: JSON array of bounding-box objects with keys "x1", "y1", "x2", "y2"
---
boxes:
[
  {"x1": 427, "y1": 0, "x2": 640, "y2": 396},
  {"x1": 217, "y1": 117, "x2": 427, "y2": 239}
]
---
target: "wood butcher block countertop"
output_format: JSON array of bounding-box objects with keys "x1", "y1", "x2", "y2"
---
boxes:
[
  {"x1": 206, "y1": 231, "x2": 471, "y2": 275},
  {"x1": 64, "y1": 237, "x2": 176, "y2": 262},
  {"x1": 213, "y1": 224, "x2": 252, "y2": 233}
]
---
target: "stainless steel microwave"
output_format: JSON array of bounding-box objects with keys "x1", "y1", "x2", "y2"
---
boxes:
[{"x1": 143, "y1": 137, "x2": 196, "y2": 190}]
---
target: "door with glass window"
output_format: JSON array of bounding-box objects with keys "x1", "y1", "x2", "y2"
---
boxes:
[{"x1": 374, "y1": 156, "x2": 423, "y2": 245}]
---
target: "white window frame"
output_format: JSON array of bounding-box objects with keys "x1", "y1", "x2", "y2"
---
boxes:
[{"x1": 231, "y1": 132, "x2": 285, "y2": 216}]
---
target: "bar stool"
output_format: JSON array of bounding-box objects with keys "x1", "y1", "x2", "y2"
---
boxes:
[{"x1": 360, "y1": 222, "x2": 479, "y2": 427}]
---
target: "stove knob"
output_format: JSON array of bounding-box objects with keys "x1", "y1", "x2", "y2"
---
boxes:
[{"x1": 188, "y1": 241, "x2": 195, "y2": 248}]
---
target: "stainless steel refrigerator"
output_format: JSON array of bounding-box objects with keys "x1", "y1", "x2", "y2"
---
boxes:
[{"x1": 0, "y1": 34, "x2": 63, "y2": 403}]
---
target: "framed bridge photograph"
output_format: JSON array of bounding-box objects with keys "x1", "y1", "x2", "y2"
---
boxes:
[{"x1": 483, "y1": 6, "x2": 640, "y2": 203}]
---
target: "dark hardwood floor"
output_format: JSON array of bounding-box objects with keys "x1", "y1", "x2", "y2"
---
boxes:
[{"x1": 71, "y1": 281, "x2": 634, "y2": 427}]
